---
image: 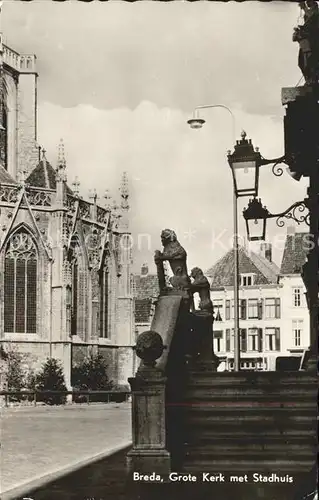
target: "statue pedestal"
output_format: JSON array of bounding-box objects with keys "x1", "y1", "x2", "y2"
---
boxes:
[
  {"x1": 127, "y1": 366, "x2": 171, "y2": 474},
  {"x1": 190, "y1": 312, "x2": 219, "y2": 372},
  {"x1": 281, "y1": 85, "x2": 318, "y2": 105}
]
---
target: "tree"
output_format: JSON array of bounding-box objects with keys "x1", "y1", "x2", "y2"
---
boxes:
[
  {"x1": 35, "y1": 358, "x2": 67, "y2": 405},
  {"x1": 6, "y1": 348, "x2": 25, "y2": 401},
  {"x1": 72, "y1": 353, "x2": 113, "y2": 402}
]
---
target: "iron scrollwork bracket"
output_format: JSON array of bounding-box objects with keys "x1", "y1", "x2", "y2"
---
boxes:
[
  {"x1": 260, "y1": 155, "x2": 287, "y2": 177},
  {"x1": 268, "y1": 199, "x2": 309, "y2": 228}
]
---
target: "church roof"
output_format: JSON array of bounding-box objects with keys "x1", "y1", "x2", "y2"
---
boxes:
[
  {"x1": 0, "y1": 165, "x2": 17, "y2": 185},
  {"x1": 26, "y1": 157, "x2": 73, "y2": 194},
  {"x1": 206, "y1": 246, "x2": 280, "y2": 289},
  {"x1": 280, "y1": 232, "x2": 308, "y2": 275}
]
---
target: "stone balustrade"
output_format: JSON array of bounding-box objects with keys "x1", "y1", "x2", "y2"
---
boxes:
[{"x1": 2, "y1": 43, "x2": 36, "y2": 73}]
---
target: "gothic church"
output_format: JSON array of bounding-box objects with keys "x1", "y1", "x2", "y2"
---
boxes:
[{"x1": 0, "y1": 34, "x2": 135, "y2": 387}]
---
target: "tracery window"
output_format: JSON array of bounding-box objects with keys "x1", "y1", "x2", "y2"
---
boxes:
[
  {"x1": 99, "y1": 261, "x2": 109, "y2": 338},
  {"x1": 4, "y1": 230, "x2": 37, "y2": 333},
  {"x1": 0, "y1": 106, "x2": 8, "y2": 170},
  {"x1": 71, "y1": 259, "x2": 78, "y2": 336}
]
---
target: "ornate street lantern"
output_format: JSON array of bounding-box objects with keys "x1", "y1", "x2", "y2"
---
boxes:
[
  {"x1": 243, "y1": 198, "x2": 270, "y2": 241},
  {"x1": 227, "y1": 131, "x2": 262, "y2": 198}
]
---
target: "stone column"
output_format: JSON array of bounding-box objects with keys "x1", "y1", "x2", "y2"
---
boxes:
[
  {"x1": 127, "y1": 331, "x2": 170, "y2": 474},
  {"x1": 190, "y1": 312, "x2": 219, "y2": 371}
]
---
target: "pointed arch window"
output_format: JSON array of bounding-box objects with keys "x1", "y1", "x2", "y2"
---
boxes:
[
  {"x1": 4, "y1": 230, "x2": 37, "y2": 333},
  {"x1": 99, "y1": 260, "x2": 109, "y2": 338},
  {"x1": 0, "y1": 106, "x2": 8, "y2": 170},
  {"x1": 71, "y1": 258, "x2": 78, "y2": 336}
]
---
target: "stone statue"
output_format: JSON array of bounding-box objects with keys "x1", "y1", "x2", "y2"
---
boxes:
[
  {"x1": 190, "y1": 267, "x2": 214, "y2": 315},
  {"x1": 293, "y1": 0, "x2": 319, "y2": 85},
  {"x1": 154, "y1": 229, "x2": 191, "y2": 294}
]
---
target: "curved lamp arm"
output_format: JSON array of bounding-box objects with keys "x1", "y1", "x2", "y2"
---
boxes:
[{"x1": 193, "y1": 104, "x2": 236, "y2": 143}]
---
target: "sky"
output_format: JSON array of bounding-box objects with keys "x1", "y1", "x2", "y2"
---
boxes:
[{"x1": 1, "y1": 0, "x2": 310, "y2": 273}]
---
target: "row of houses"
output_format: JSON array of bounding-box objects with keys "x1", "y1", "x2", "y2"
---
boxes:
[{"x1": 133, "y1": 232, "x2": 309, "y2": 371}]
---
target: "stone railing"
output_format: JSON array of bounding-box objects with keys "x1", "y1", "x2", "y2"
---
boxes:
[
  {"x1": 0, "y1": 184, "x2": 20, "y2": 204},
  {"x1": 2, "y1": 43, "x2": 36, "y2": 73},
  {"x1": 0, "y1": 185, "x2": 54, "y2": 207},
  {"x1": 127, "y1": 290, "x2": 216, "y2": 474},
  {"x1": 26, "y1": 187, "x2": 53, "y2": 207}
]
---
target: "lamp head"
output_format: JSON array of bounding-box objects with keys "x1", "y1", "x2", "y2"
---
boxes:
[{"x1": 187, "y1": 118, "x2": 206, "y2": 130}]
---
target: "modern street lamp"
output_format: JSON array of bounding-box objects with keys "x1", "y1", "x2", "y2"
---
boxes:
[{"x1": 188, "y1": 104, "x2": 245, "y2": 372}]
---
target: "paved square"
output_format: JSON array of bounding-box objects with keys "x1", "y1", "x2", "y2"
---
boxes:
[{"x1": 0, "y1": 403, "x2": 131, "y2": 494}]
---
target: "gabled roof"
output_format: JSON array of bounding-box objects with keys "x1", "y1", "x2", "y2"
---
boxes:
[
  {"x1": 135, "y1": 298, "x2": 153, "y2": 323},
  {"x1": 280, "y1": 232, "x2": 308, "y2": 275},
  {"x1": 133, "y1": 272, "x2": 159, "y2": 324},
  {"x1": 206, "y1": 246, "x2": 280, "y2": 289},
  {"x1": 133, "y1": 273, "x2": 159, "y2": 300},
  {"x1": 0, "y1": 165, "x2": 17, "y2": 185},
  {"x1": 26, "y1": 158, "x2": 73, "y2": 194}
]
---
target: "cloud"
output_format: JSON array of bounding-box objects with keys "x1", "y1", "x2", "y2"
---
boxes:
[
  {"x1": 37, "y1": 100, "x2": 308, "y2": 273},
  {"x1": 3, "y1": 1, "x2": 301, "y2": 115}
]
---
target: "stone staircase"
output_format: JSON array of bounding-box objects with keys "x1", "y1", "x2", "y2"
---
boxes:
[{"x1": 181, "y1": 370, "x2": 317, "y2": 474}]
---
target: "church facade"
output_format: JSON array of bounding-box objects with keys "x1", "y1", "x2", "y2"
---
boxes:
[{"x1": 0, "y1": 35, "x2": 135, "y2": 388}]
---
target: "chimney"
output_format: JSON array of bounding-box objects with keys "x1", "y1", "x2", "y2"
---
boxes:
[
  {"x1": 141, "y1": 263, "x2": 149, "y2": 277},
  {"x1": 260, "y1": 242, "x2": 272, "y2": 262}
]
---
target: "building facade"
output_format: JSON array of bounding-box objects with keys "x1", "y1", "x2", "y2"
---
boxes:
[
  {"x1": 0, "y1": 35, "x2": 134, "y2": 387},
  {"x1": 207, "y1": 238, "x2": 310, "y2": 371},
  {"x1": 133, "y1": 263, "x2": 158, "y2": 337}
]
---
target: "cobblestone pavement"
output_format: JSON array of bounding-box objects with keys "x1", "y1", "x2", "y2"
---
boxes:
[{"x1": 0, "y1": 403, "x2": 131, "y2": 494}]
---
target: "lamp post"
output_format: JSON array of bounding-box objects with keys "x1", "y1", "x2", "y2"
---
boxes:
[
  {"x1": 240, "y1": 124, "x2": 318, "y2": 371},
  {"x1": 188, "y1": 106, "x2": 259, "y2": 372},
  {"x1": 188, "y1": 105, "x2": 241, "y2": 371}
]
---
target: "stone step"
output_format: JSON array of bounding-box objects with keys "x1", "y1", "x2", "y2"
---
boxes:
[
  {"x1": 183, "y1": 435, "x2": 317, "y2": 447},
  {"x1": 186, "y1": 414, "x2": 316, "y2": 427},
  {"x1": 180, "y1": 396, "x2": 316, "y2": 406},
  {"x1": 184, "y1": 405, "x2": 316, "y2": 415},
  {"x1": 186, "y1": 372, "x2": 317, "y2": 385},
  {"x1": 185, "y1": 387, "x2": 317, "y2": 398},
  {"x1": 181, "y1": 458, "x2": 315, "y2": 473},
  {"x1": 184, "y1": 427, "x2": 316, "y2": 439},
  {"x1": 184, "y1": 442, "x2": 317, "y2": 460}
]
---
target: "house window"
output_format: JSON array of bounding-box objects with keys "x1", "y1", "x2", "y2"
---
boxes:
[
  {"x1": 213, "y1": 299, "x2": 223, "y2": 322},
  {"x1": 293, "y1": 288, "x2": 301, "y2": 307},
  {"x1": 213, "y1": 330, "x2": 223, "y2": 353},
  {"x1": 248, "y1": 328, "x2": 262, "y2": 351},
  {"x1": 240, "y1": 329, "x2": 247, "y2": 352},
  {"x1": 265, "y1": 327, "x2": 280, "y2": 351},
  {"x1": 292, "y1": 320, "x2": 303, "y2": 347},
  {"x1": 4, "y1": 230, "x2": 37, "y2": 333},
  {"x1": 99, "y1": 263, "x2": 109, "y2": 338},
  {"x1": 248, "y1": 299, "x2": 259, "y2": 319},
  {"x1": 225, "y1": 328, "x2": 234, "y2": 352},
  {"x1": 240, "y1": 274, "x2": 255, "y2": 287},
  {"x1": 225, "y1": 329, "x2": 246, "y2": 352},
  {"x1": 240, "y1": 299, "x2": 247, "y2": 320},
  {"x1": 265, "y1": 298, "x2": 280, "y2": 319}
]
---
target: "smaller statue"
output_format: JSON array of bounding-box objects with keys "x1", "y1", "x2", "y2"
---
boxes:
[
  {"x1": 169, "y1": 266, "x2": 191, "y2": 291},
  {"x1": 190, "y1": 267, "x2": 214, "y2": 315}
]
